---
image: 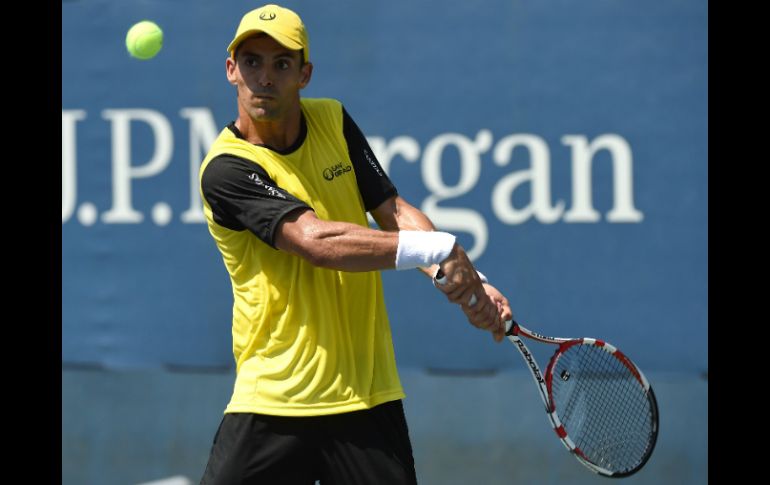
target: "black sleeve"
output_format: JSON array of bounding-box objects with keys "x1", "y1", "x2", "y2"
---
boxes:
[
  {"x1": 201, "y1": 155, "x2": 312, "y2": 248},
  {"x1": 342, "y1": 107, "x2": 398, "y2": 211}
]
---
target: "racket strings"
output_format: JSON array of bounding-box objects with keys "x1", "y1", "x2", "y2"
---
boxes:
[{"x1": 550, "y1": 344, "x2": 655, "y2": 474}]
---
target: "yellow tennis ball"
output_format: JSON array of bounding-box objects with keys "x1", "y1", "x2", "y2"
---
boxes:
[{"x1": 126, "y1": 21, "x2": 163, "y2": 60}]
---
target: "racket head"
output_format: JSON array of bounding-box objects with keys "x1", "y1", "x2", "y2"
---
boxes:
[{"x1": 543, "y1": 338, "x2": 659, "y2": 477}]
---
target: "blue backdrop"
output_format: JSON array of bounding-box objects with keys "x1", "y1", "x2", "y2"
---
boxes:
[{"x1": 62, "y1": 0, "x2": 707, "y2": 373}]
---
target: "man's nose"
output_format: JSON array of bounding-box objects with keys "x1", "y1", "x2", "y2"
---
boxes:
[{"x1": 258, "y1": 69, "x2": 273, "y2": 87}]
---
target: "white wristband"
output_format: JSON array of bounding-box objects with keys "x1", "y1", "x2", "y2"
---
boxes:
[{"x1": 395, "y1": 231, "x2": 456, "y2": 270}]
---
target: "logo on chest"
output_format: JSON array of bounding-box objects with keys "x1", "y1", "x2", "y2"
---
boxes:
[{"x1": 322, "y1": 162, "x2": 352, "y2": 181}]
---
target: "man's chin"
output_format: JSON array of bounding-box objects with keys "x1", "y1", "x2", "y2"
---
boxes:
[{"x1": 250, "y1": 108, "x2": 277, "y2": 121}]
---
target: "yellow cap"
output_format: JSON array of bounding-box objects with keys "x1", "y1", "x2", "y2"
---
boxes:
[{"x1": 227, "y1": 4, "x2": 309, "y2": 62}]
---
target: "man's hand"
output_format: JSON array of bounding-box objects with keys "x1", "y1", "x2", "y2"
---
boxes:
[
  {"x1": 460, "y1": 283, "x2": 512, "y2": 343},
  {"x1": 435, "y1": 244, "x2": 484, "y2": 306},
  {"x1": 433, "y1": 245, "x2": 511, "y2": 342}
]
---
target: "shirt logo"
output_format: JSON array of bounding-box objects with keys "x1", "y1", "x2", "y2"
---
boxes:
[
  {"x1": 363, "y1": 149, "x2": 383, "y2": 177},
  {"x1": 249, "y1": 172, "x2": 286, "y2": 199},
  {"x1": 322, "y1": 162, "x2": 352, "y2": 181}
]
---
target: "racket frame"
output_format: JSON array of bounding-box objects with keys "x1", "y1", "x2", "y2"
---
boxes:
[
  {"x1": 505, "y1": 320, "x2": 658, "y2": 477},
  {"x1": 432, "y1": 271, "x2": 657, "y2": 476}
]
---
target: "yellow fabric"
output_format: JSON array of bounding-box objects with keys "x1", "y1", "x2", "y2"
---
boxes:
[{"x1": 199, "y1": 98, "x2": 404, "y2": 416}]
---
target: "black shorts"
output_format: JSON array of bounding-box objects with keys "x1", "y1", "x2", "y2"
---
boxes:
[{"x1": 200, "y1": 400, "x2": 418, "y2": 485}]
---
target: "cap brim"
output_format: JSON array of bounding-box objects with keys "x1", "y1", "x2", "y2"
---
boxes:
[{"x1": 227, "y1": 29, "x2": 304, "y2": 55}]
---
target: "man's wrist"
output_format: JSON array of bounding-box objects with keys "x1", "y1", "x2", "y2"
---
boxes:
[{"x1": 395, "y1": 231, "x2": 456, "y2": 270}]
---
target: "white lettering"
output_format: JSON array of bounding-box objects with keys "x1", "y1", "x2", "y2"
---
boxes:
[
  {"x1": 491, "y1": 134, "x2": 565, "y2": 225},
  {"x1": 421, "y1": 130, "x2": 491, "y2": 261},
  {"x1": 62, "y1": 110, "x2": 87, "y2": 223},
  {"x1": 562, "y1": 135, "x2": 643, "y2": 223},
  {"x1": 101, "y1": 109, "x2": 174, "y2": 223},
  {"x1": 64, "y1": 108, "x2": 644, "y2": 261}
]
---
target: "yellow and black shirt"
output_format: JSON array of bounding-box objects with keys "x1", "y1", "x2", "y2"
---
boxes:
[{"x1": 199, "y1": 98, "x2": 404, "y2": 416}]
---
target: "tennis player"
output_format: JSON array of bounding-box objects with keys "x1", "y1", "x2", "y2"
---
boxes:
[{"x1": 198, "y1": 4, "x2": 513, "y2": 484}]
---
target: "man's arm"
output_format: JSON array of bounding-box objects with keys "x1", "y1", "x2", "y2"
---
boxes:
[
  {"x1": 275, "y1": 193, "x2": 478, "y2": 297},
  {"x1": 370, "y1": 195, "x2": 479, "y2": 297},
  {"x1": 274, "y1": 207, "x2": 400, "y2": 272},
  {"x1": 273, "y1": 203, "x2": 452, "y2": 274},
  {"x1": 273, "y1": 197, "x2": 508, "y2": 341},
  {"x1": 370, "y1": 195, "x2": 507, "y2": 340},
  {"x1": 370, "y1": 195, "x2": 457, "y2": 280}
]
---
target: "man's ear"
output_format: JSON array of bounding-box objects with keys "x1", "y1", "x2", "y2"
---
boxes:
[
  {"x1": 226, "y1": 56, "x2": 238, "y2": 86},
  {"x1": 299, "y1": 62, "x2": 313, "y2": 89}
]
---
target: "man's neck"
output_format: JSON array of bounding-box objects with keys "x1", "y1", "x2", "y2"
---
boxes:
[{"x1": 236, "y1": 105, "x2": 302, "y2": 150}]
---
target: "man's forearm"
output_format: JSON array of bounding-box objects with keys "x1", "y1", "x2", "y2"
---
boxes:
[
  {"x1": 275, "y1": 208, "x2": 454, "y2": 273},
  {"x1": 276, "y1": 213, "x2": 399, "y2": 272}
]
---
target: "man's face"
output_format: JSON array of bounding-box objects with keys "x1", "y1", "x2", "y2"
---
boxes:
[{"x1": 226, "y1": 34, "x2": 312, "y2": 122}]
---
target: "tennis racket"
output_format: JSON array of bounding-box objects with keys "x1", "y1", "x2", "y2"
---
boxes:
[{"x1": 435, "y1": 272, "x2": 659, "y2": 477}]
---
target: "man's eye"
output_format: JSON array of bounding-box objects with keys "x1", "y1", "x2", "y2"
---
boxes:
[{"x1": 277, "y1": 60, "x2": 290, "y2": 70}]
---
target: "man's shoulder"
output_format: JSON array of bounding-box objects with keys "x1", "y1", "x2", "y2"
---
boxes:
[
  {"x1": 301, "y1": 98, "x2": 345, "y2": 132},
  {"x1": 200, "y1": 127, "x2": 257, "y2": 177},
  {"x1": 301, "y1": 97, "x2": 343, "y2": 112},
  {"x1": 208, "y1": 124, "x2": 241, "y2": 150}
]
